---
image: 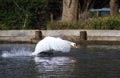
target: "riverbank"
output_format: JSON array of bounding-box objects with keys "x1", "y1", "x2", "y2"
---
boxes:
[{"x1": 0, "y1": 30, "x2": 120, "y2": 44}]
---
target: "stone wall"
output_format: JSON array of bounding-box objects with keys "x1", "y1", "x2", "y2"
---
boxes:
[
  {"x1": 42, "y1": 30, "x2": 120, "y2": 41},
  {"x1": 0, "y1": 30, "x2": 120, "y2": 43}
]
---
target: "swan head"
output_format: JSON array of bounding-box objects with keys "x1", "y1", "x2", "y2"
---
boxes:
[{"x1": 70, "y1": 42, "x2": 78, "y2": 48}]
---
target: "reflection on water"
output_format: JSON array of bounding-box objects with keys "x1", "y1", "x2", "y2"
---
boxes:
[
  {"x1": 34, "y1": 56, "x2": 76, "y2": 78},
  {"x1": 0, "y1": 44, "x2": 120, "y2": 78}
]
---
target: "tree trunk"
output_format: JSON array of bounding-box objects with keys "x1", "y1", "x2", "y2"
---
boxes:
[
  {"x1": 110, "y1": 0, "x2": 119, "y2": 16},
  {"x1": 62, "y1": 0, "x2": 78, "y2": 22}
]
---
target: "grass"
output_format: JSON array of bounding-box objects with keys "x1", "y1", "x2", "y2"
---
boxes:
[{"x1": 47, "y1": 14, "x2": 120, "y2": 30}]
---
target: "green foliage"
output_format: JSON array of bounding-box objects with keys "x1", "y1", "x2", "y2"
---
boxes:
[
  {"x1": 1, "y1": 0, "x2": 120, "y2": 30},
  {"x1": 88, "y1": 15, "x2": 120, "y2": 30},
  {"x1": 0, "y1": 0, "x2": 62, "y2": 30},
  {"x1": 0, "y1": 0, "x2": 50, "y2": 30},
  {"x1": 47, "y1": 15, "x2": 120, "y2": 30},
  {"x1": 47, "y1": 21, "x2": 83, "y2": 30}
]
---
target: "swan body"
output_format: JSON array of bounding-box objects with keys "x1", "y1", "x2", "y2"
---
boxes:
[{"x1": 31, "y1": 36, "x2": 77, "y2": 56}]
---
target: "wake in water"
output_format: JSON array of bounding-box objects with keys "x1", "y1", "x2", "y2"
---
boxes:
[{"x1": 1, "y1": 47, "x2": 33, "y2": 58}]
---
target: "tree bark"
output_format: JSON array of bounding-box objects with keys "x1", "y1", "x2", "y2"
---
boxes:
[
  {"x1": 110, "y1": 0, "x2": 119, "y2": 16},
  {"x1": 62, "y1": 0, "x2": 78, "y2": 22}
]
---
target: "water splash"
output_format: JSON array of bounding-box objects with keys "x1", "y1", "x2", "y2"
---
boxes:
[{"x1": 1, "y1": 47, "x2": 32, "y2": 58}]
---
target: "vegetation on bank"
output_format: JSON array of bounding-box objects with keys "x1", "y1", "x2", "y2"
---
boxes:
[
  {"x1": 47, "y1": 14, "x2": 120, "y2": 30},
  {"x1": 1, "y1": 14, "x2": 120, "y2": 30},
  {"x1": 0, "y1": 0, "x2": 120, "y2": 30},
  {"x1": 0, "y1": 0, "x2": 61, "y2": 30}
]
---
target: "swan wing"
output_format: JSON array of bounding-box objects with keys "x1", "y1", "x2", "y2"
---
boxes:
[{"x1": 50, "y1": 38, "x2": 71, "y2": 52}]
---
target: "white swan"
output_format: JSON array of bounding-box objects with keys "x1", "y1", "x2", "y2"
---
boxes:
[{"x1": 31, "y1": 36, "x2": 77, "y2": 56}]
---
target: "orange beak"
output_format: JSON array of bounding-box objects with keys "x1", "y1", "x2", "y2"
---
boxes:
[{"x1": 74, "y1": 44, "x2": 78, "y2": 48}]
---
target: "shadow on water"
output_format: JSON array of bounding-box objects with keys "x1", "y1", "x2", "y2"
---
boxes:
[{"x1": 0, "y1": 44, "x2": 120, "y2": 78}]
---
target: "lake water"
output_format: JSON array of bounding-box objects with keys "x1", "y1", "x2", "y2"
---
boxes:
[{"x1": 0, "y1": 44, "x2": 120, "y2": 78}]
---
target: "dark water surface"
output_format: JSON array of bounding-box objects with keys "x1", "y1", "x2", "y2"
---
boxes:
[{"x1": 0, "y1": 44, "x2": 120, "y2": 78}]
